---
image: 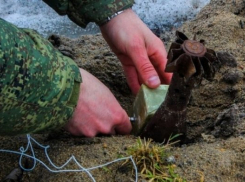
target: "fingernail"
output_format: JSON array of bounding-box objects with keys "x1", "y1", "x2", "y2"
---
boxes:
[{"x1": 147, "y1": 76, "x2": 160, "y2": 86}]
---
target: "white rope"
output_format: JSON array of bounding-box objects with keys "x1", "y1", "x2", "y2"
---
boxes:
[{"x1": 0, "y1": 134, "x2": 138, "y2": 182}]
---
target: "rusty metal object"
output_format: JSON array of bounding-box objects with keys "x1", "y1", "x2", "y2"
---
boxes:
[{"x1": 140, "y1": 31, "x2": 218, "y2": 142}]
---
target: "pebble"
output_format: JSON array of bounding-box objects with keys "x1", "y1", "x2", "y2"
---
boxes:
[{"x1": 166, "y1": 156, "x2": 176, "y2": 164}]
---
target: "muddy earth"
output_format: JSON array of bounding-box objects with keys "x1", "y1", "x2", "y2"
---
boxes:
[{"x1": 0, "y1": 0, "x2": 245, "y2": 181}]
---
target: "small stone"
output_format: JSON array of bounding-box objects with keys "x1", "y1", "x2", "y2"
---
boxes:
[
  {"x1": 103, "y1": 143, "x2": 108, "y2": 148},
  {"x1": 201, "y1": 133, "x2": 215, "y2": 143},
  {"x1": 94, "y1": 55, "x2": 103, "y2": 59},
  {"x1": 103, "y1": 52, "x2": 113, "y2": 56},
  {"x1": 166, "y1": 156, "x2": 176, "y2": 164},
  {"x1": 240, "y1": 20, "x2": 244, "y2": 29},
  {"x1": 222, "y1": 70, "x2": 243, "y2": 84},
  {"x1": 214, "y1": 104, "x2": 239, "y2": 138},
  {"x1": 216, "y1": 52, "x2": 237, "y2": 68}
]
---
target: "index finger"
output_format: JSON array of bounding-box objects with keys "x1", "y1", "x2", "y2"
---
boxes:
[{"x1": 147, "y1": 38, "x2": 172, "y2": 84}]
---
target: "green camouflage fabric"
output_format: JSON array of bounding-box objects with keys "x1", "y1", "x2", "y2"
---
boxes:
[
  {"x1": 0, "y1": 18, "x2": 82, "y2": 135},
  {"x1": 0, "y1": 0, "x2": 134, "y2": 135},
  {"x1": 43, "y1": 0, "x2": 134, "y2": 27}
]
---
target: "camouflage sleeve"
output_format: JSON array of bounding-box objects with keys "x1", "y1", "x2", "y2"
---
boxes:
[
  {"x1": 42, "y1": 0, "x2": 134, "y2": 28},
  {"x1": 0, "y1": 18, "x2": 82, "y2": 135}
]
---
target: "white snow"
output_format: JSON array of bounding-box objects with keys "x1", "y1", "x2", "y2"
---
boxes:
[
  {"x1": 0, "y1": 0, "x2": 210, "y2": 38},
  {"x1": 133, "y1": 0, "x2": 210, "y2": 30}
]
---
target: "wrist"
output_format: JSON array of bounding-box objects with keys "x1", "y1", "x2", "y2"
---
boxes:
[{"x1": 98, "y1": 8, "x2": 131, "y2": 26}]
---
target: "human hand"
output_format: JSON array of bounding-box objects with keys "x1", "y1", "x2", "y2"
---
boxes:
[
  {"x1": 65, "y1": 68, "x2": 131, "y2": 137},
  {"x1": 100, "y1": 9, "x2": 172, "y2": 95}
]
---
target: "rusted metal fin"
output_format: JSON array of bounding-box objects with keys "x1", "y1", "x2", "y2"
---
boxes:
[
  {"x1": 166, "y1": 54, "x2": 197, "y2": 80},
  {"x1": 199, "y1": 57, "x2": 215, "y2": 81},
  {"x1": 167, "y1": 48, "x2": 185, "y2": 65},
  {"x1": 175, "y1": 31, "x2": 189, "y2": 44}
]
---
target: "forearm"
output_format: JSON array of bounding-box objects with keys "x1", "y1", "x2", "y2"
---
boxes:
[
  {"x1": 42, "y1": 0, "x2": 134, "y2": 28},
  {"x1": 100, "y1": 9, "x2": 172, "y2": 94}
]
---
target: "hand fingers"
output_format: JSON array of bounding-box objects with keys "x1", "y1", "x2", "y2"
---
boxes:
[
  {"x1": 128, "y1": 43, "x2": 161, "y2": 89},
  {"x1": 122, "y1": 65, "x2": 141, "y2": 95},
  {"x1": 118, "y1": 54, "x2": 141, "y2": 94},
  {"x1": 114, "y1": 112, "x2": 132, "y2": 135},
  {"x1": 148, "y1": 45, "x2": 172, "y2": 84}
]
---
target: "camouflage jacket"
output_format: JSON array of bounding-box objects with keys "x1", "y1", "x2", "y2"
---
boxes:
[
  {"x1": 0, "y1": 0, "x2": 134, "y2": 135},
  {"x1": 43, "y1": 0, "x2": 134, "y2": 27}
]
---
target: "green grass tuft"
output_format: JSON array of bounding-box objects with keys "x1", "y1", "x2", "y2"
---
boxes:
[{"x1": 124, "y1": 135, "x2": 187, "y2": 182}]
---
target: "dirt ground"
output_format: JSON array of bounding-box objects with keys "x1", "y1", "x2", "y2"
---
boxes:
[{"x1": 0, "y1": 0, "x2": 245, "y2": 181}]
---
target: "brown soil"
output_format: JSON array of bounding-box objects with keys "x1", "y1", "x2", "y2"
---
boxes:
[{"x1": 1, "y1": 0, "x2": 245, "y2": 181}]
